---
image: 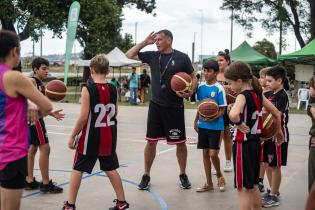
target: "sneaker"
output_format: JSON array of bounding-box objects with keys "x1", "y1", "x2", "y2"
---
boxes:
[
  {"x1": 61, "y1": 201, "x2": 76, "y2": 210},
  {"x1": 262, "y1": 194, "x2": 280, "y2": 208},
  {"x1": 258, "y1": 181, "x2": 265, "y2": 193},
  {"x1": 261, "y1": 189, "x2": 280, "y2": 200},
  {"x1": 40, "y1": 180, "x2": 63, "y2": 193},
  {"x1": 261, "y1": 189, "x2": 270, "y2": 200},
  {"x1": 109, "y1": 199, "x2": 129, "y2": 210},
  {"x1": 25, "y1": 177, "x2": 40, "y2": 190},
  {"x1": 223, "y1": 160, "x2": 233, "y2": 172},
  {"x1": 179, "y1": 174, "x2": 191, "y2": 189},
  {"x1": 217, "y1": 176, "x2": 226, "y2": 191},
  {"x1": 138, "y1": 174, "x2": 150, "y2": 190}
]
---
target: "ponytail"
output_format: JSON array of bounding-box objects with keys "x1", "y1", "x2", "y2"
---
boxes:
[{"x1": 251, "y1": 76, "x2": 263, "y2": 100}]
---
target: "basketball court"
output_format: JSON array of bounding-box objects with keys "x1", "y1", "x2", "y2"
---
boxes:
[{"x1": 21, "y1": 102, "x2": 310, "y2": 210}]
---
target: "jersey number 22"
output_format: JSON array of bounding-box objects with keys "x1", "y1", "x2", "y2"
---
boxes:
[{"x1": 94, "y1": 103, "x2": 115, "y2": 127}]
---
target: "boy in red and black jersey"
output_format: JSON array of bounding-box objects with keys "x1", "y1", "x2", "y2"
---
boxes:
[
  {"x1": 25, "y1": 57, "x2": 64, "y2": 193},
  {"x1": 62, "y1": 54, "x2": 129, "y2": 210},
  {"x1": 262, "y1": 66, "x2": 290, "y2": 208}
]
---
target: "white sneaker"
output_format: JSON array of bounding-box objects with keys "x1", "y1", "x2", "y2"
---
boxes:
[{"x1": 223, "y1": 160, "x2": 233, "y2": 172}]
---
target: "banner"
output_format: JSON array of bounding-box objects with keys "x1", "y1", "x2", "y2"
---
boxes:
[{"x1": 64, "y1": 1, "x2": 80, "y2": 85}]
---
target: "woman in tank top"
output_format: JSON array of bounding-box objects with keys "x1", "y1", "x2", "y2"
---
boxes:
[
  {"x1": 0, "y1": 30, "x2": 52, "y2": 210},
  {"x1": 216, "y1": 49, "x2": 233, "y2": 172}
]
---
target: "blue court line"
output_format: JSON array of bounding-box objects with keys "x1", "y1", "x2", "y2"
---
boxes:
[
  {"x1": 96, "y1": 174, "x2": 168, "y2": 210},
  {"x1": 23, "y1": 147, "x2": 173, "y2": 210}
]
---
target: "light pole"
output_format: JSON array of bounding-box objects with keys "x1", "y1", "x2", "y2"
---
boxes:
[
  {"x1": 135, "y1": 22, "x2": 138, "y2": 44},
  {"x1": 198, "y1": 9, "x2": 203, "y2": 62},
  {"x1": 192, "y1": 32, "x2": 196, "y2": 63}
]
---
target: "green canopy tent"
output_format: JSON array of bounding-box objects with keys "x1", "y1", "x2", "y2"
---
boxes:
[
  {"x1": 229, "y1": 41, "x2": 277, "y2": 65},
  {"x1": 278, "y1": 39, "x2": 315, "y2": 65},
  {"x1": 203, "y1": 41, "x2": 277, "y2": 65}
]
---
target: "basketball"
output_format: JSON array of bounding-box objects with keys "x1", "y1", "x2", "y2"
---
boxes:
[
  {"x1": 170, "y1": 72, "x2": 192, "y2": 93},
  {"x1": 45, "y1": 80, "x2": 67, "y2": 101},
  {"x1": 261, "y1": 110, "x2": 278, "y2": 139},
  {"x1": 224, "y1": 86, "x2": 237, "y2": 104},
  {"x1": 198, "y1": 98, "x2": 219, "y2": 119}
]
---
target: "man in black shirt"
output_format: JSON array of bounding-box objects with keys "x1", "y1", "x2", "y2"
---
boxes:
[{"x1": 126, "y1": 29, "x2": 197, "y2": 190}]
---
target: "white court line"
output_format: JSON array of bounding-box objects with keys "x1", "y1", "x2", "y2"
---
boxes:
[
  {"x1": 47, "y1": 131, "x2": 69, "y2": 136},
  {"x1": 46, "y1": 124, "x2": 74, "y2": 128}
]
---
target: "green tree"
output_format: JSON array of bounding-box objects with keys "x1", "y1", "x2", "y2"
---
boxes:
[
  {"x1": 221, "y1": 0, "x2": 314, "y2": 48},
  {"x1": 253, "y1": 39, "x2": 277, "y2": 59},
  {"x1": 0, "y1": 0, "x2": 155, "y2": 56}
]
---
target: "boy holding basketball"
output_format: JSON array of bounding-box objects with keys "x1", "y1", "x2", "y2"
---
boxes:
[
  {"x1": 262, "y1": 66, "x2": 289, "y2": 207},
  {"x1": 25, "y1": 57, "x2": 64, "y2": 193},
  {"x1": 62, "y1": 54, "x2": 129, "y2": 210},
  {"x1": 194, "y1": 60, "x2": 227, "y2": 192}
]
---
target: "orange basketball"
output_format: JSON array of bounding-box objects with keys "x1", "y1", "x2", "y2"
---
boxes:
[
  {"x1": 224, "y1": 86, "x2": 237, "y2": 104},
  {"x1": 170, "y1": 72, "x2": 192, "y2": 93},
  {"x1": 261, "y1": 110, "x2": 278, "y2": 139},
  {"x1": 198, "y1": 98, "x2": 219, "y2": 119},
  {"x1": 45, "y1": 80, "x2": 67, "y2": 101}
]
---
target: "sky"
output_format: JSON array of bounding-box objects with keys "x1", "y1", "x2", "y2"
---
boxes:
[{"x1": 19, "y1": 0, "x2": 299, "y2": 60}]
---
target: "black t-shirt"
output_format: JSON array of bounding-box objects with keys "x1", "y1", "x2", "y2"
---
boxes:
[
  {"x1": 140, "y1": 74, "x2": 151, "y2": 87},
  {"x1": 138, "y1": 50, "x2": 194, "y2": 107},
  {"x1": 267, "y1": 89, "x2": 289, "y2": 142}
]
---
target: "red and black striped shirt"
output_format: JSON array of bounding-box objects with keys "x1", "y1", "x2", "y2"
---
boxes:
[
  {"x1": 77, "y1": 82, "x2": 117, "y2": 156},
  {"x1": 233, "y1": 90, "x2": 263, "y2": 142}
]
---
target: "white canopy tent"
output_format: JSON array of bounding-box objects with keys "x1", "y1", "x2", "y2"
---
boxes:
[
  {"x1": 71, "y1": 47, "x2": 141, "y2": 67},
  {"x1": 106, "y1": 47, "x2": 141, "y2": 67}
]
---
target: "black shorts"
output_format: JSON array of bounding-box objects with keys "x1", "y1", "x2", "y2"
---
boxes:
[
  {"x1": 146, "y1": 101, "x2": 186, "y2": 144},
  {"x1": 73, "y1": 152, "x2": 119, "y2": 174},
  {"x1": 29, "y1": 118, "x2": 49, "y2": 146},
  {"x1": 0, "y1": 156, "x2": 27, "y2": 189},
  {"x1": 263, "y1": 140, "x2": 288, "y2": 167},
  {"x1": 197, "y1": 128, "x2": 221, "y2": 150},
  {"x1": 233, "y1": 140, "x2": 260, "y2": 189}
]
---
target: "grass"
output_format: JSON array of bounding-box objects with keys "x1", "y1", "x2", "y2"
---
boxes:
[{"x1": 63, "y1": 90, "x2": 306, "y2": 115}]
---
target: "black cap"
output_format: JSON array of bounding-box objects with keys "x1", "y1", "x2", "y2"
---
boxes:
[{"x1": 203, "y1": 60, "x2": 219, "y2": 72}]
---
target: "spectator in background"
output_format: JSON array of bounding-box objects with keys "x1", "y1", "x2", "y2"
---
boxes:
[
  {"x1": 190, "y1": 73, "x2": 200, "y2": 104},
  {"x1": 128, "y1": 67, "x2": 140, "y2": 105},
  {"x1": 110, "y1": 77, "x2": 120, "y2": 88},
  {"x1": 140, "y1": 69, "x2": 151, "y2": 104},
  {"x1": 110, "y1": 77, "x2": 121, "y2": 101}
]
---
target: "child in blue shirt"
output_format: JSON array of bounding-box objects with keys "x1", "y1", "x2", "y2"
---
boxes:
[{"x1": 194, "y1": 60, "x2": 227, "y2": 192}]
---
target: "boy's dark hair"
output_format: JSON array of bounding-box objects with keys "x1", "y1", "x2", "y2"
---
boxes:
[
  {"x1": 156, "y1": 29, "x2": 173, "y2": 41},
  {"x1": 217, "y1": 49, "x2": 231, "y2": 65},
  {"x1": 225, "y1": 61, "x2": 262, "y2": 98},
  {"x1": 203, "y1": 60, "x2": 219, "y2": 72},
  {"x1": 266, "y1": 66, "x2": 287, "y2": 84},
  {"x1": 90, "y1": 54, "x2": 109, "y2": 74},
  {"x1": 0, "y1": 30, "x2": 20, "y2": 60},
  {"x1": 32, "y1": 57, "x2": 49, "y2": 72}
]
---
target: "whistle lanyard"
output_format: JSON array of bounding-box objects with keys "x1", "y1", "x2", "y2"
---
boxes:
[{"x1": 159, "y1": 50, "x2": 174, "y2": 80}]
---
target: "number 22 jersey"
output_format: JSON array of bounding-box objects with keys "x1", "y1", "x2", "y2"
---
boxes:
[{"x1": 77, "y1": 82, "x2": 117, "y2": 157}]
